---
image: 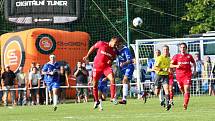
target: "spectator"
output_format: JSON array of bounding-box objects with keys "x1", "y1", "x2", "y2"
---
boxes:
[
  {"x1": 1, "y1": 65, "x2": 16, "y2": 106},
  {"x1": 203, "y1": 56, "x2": 213, "y2": 94},
  {"x1": 16, "y1": 67, "x2": 28, "y2": 106},
  {"x1": 36, "y1": 63, "x2": 46, "y2": 105},
  {"x1": 85, "y1": 59, "x2": 93, "y2": 81},
  {"x1": 85, "y1": 59, "x2": 93, "y2": 96},
  {"x1": 29, "y1": 67, "x2": 41, "y2": 105},
  {"x1": 59, "y1": 66, "x2": 69, "y2": 104},
  {"x1": 0, "y1": 67, "x2": 3, "y2": 105},
  {"x1": 42, "y1": 54, "x2": 60, "y2": 111},
  {"x1": 211, "y1": 62, "x2": 215, "y2": 95},
  {"x1": 194, "y1": 53, "x2": 203, "y2": 78},
  {"x1": 29, "y1": 62, "x2": 36, "y2": 73},
  {"x1": 73, "y1": 61, "x2": 88, "y2": 103}
]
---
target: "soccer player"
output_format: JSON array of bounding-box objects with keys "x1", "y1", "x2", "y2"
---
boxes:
[
  {"x1": 83, "y1": 36, "x2": 120, "y2": 110},
  {"x1": 116, "y1": 38, "x2": 134, "y2": 104},
  {"x1": 147, "y1": 49, "x2": 165, "y2": 106},
  {"x1": 170, "y1": 43, "x2": 196, "y2": 110},
  {"x1": 147, "y1": 49, "x2": 161, "y2": 82},
  {"x1": 98, "y1": 75, "x2": 108, "y2": 111},
  {"x1": 154, "y1": 45, "x2": 171, "y2": 111},
  {"x1": 169, "y1": 68, "x2": 174, "y2": 106},
  {"x1": 42, "y1": 54, "x2": 60, "y2": 111}
]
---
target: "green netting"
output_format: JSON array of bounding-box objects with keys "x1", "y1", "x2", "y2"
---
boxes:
[{"x1": 0, "y1": 0, "x2": 212, "y2": 45}]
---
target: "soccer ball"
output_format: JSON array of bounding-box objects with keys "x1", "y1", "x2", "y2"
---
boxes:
[{"x1": 133, "y1": 17, "x2": 143, "y2": 27}]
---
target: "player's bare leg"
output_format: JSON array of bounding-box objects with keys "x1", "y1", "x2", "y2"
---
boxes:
[
  {"x1": 183, "y1": 85, "x2": 190, "y2": 110},
  {"x1": 93, "y1": 80, "x2": 100, "y2": 109},
  {"x1": 107, "y1": 73, "x2": 118, "y2": 105},
  {"x1": 53, "y1": 88, "x2": 58, "y2": 111},
  {"x1": 169, "y1": 85, "x2": 174, "y2": 106},
  {"x1": 119, "y1": 76, "x2": 129, "y2": 104},
  {"x1": 155, "y1": 87, "x2": 165, "y2": 107},
  {"x1": 163, "y1": 84, "x2": 171, "y2": 111},
  {"x1": 98, "y1": 91, "x2": 103, "y2": 111},
  {"x1": 159, "y1": 89, "x2": 165, "y2": 107}
]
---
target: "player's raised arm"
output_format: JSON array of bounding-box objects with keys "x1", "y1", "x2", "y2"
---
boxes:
[{"x1": 83, "y1": 42, "x2": 100, "y2": 61}]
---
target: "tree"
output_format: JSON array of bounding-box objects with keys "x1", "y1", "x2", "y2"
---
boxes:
[{"x1": 183, "y1": 0, "x2": 215, "y2": 34}]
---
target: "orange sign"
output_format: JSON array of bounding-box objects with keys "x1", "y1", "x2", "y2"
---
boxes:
[{"x1": 2, "y1": 36, "x2": 25, "y2": 72}]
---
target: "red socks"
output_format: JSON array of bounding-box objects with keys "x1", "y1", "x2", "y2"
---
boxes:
[
  {"x1": 110, "y1": 84, "x2": 116, "y2": 99},
  {"x1": 93, "y1": 88, "x2": 99, "y2": 102},
  {"x1": 184, "y1": 93, "x2": 190, "y2": 106},
  {"x1": 169, "y1": 91, "x2": 174, "y2": 100}
]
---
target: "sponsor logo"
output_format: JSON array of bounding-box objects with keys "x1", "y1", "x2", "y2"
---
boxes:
[
  {"x1": 36, "y1": 34, "x2": 56, "y2": 54},
  {"x1": 16, "y1": 0, "x2": 68, "y2": 7},
  {"x1": 178, "y1": 62, "x2": 190, "y2": 65},
  {"x1": 2, "y1": 36, "x2": 25, "y2": 73},
  {"x1": 57, "y1": 41, "x2": 86, "y2": 46},
  {"x1": 101, "y1": 50, "x2": 112, "y2": 57}
]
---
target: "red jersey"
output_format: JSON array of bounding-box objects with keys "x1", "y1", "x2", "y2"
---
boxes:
[
  {"x1": 93, "y1": 41, "x2": 117, "y2": 70},
  {"x1": 172, "y1": 53, "x2": 195, "y2": 76}
]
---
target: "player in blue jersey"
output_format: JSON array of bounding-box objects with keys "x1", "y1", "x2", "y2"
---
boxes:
[
  {"x1": 147, "y1": 49, "x2": 161, "y2": 82},
  {"x1": 98, "y1": 75, "x2": 108, "y2": 101},
  {"x1": 42, "y1": 54, "x2": 60, "y2": 111},
  {"x1": 98, "y1": 74, "x2": 108, "y2": 111},
  {"x1": 116, "y1": 38, "x2": 134, "y2": 104}
]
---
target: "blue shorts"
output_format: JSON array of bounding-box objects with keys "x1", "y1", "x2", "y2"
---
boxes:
[
  {"x1": 46, "y1": 82, "x2": 60, "y2": 91},
  {"x1": 121, "y1": 67, "x2": 134, "y2": 80},
  {"x1": 98, "y1": 85, "x2": 108, "y2": 94}
]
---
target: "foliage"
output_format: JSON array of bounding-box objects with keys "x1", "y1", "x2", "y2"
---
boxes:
[{"x1": 183, "y1": 0, "x2": 215, "y2": 34}]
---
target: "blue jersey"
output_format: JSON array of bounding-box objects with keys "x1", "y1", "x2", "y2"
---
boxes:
[
  {"x1": 116, "y1": 46, "x2": 134, "y2": 71},
  {"x1": 116, "y1": 46, "x2": 134, "y2": 80},
  {"x1": 42, "y1": 62, "x2": 60, "y2": 84},
  {"x1": 147, "y1": 58, "x2": 156, "y2": 81}
]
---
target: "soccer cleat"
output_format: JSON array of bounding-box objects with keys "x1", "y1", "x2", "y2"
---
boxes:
[
  {"x1": 119, "y1": 100, "x2": 127, "y2": 105},
  {"x1": 160, "y1": 101, "x2": 166, "y2": 108},
  {"x1": 111, "y1": 99, "x2": 118, "y2": 105},
  {"x1": 93, "y1": 101, "x2": 100, "y2": 109},
  {"x1": 183, "y1": 104, "x2": 187, "y2": 110},
  {"x1": 53, "y1": 106, "x2": 57, "y2": 111},
  {"x1": 166, "y1": 104, "x2": 171, "y2": 111},
  {"x1": 99, "y1": 103, "x2": 103, "y2": 111},
  {"x1": 170, "y1": 101, "x2": 174, "y2": 106}
]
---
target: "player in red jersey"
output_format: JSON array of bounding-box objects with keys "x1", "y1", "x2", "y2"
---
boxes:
[
  {"x1": 170, "y1": 43, "x2": 196, "y2": 110},
  {"x1": 168, "y1": 68, "x2": 174, "y2": 106},
  {"x1": 83, "y1": 36, "x2": 120, "y2": 110}
]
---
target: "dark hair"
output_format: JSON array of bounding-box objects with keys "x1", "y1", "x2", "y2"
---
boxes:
[
  {"x1": 111, "y1": 36, "x2": 123, "y2": 43},
  {"x1": 179, "y1": 42, "x2": 187, "y2": 49},
  {"x1": 32, "y1": 67, "x2": 37, "y2": 71},
  {"x1": 163, "y1": 45, "x2": 169, "y2": 50}
]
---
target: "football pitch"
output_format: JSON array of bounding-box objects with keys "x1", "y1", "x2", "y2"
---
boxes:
[{"x1": 1, "y1": 96, "x2": 215, "y2": 121}]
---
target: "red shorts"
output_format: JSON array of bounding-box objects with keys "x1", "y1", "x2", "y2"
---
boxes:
[
  {"x1": 92, "y1": 66, "x2": 113, "y2": 81},
  {"x1": 176, "y1": 74, "x2": 192, "y2": 89}
]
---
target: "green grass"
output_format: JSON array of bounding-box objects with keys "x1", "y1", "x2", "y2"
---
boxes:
[{"x1": 1, "y1": 96, "x2": 215, "y2": 121}]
